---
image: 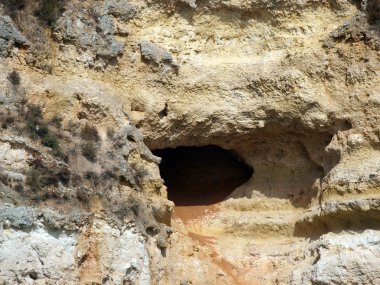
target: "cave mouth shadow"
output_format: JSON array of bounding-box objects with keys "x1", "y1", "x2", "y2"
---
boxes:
[{"x1": 152, "y1": 145, "x2": 254, "y2": 206}]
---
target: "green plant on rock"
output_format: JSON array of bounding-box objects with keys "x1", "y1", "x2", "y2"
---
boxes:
[
  {"x1": 27, "y1": 161, "x2": 69, "y2": 192},
  {"x1": 81, "y1": 141, "x2": 97, "y2": 162},
  {"x1": 41, "y1": 132, "x2": 59, "y2": 149},
  {"x1": 24, "y1": 104, "x2": 65, "y2": 158}
]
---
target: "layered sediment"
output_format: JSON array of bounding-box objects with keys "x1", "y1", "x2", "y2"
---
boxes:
[{"x1": 0, "y1": 0, "x2": 379, "y2": 284}]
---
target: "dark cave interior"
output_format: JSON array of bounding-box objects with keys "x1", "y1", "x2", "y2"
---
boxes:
[{"x1": 153, "y1": 145, "x2": 253, "y2": 206}]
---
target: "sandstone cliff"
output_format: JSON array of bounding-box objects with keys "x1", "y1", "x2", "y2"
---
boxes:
[{"x1": 0, "y1": 0, "x2": 379, "y2": 284}]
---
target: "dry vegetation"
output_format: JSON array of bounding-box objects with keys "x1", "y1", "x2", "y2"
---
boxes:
[
  {"x1": 2, "y1": 0, "x2": 66, "y2": 70},
  {"x1": 0, "y1": 72, "x2": 125, "y2": 205}
]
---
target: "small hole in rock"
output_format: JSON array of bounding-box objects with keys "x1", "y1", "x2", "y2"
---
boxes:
[
  {"x1": 159, "y1": 103, "x2": 168, "y2": 118},
  {"x1": 28, "y1": 272, "x2": 38, "y2": 280}
]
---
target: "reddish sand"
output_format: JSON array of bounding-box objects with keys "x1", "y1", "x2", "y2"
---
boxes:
[
  {"x1": 173, "y1": 204, "x2": 249, "y2": 285},
  {"x1": 173, "y1": 204, "x2": 219, "y2": 222}
]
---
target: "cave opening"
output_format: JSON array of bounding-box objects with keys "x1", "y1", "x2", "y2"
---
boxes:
[{"x1": 152, "y1": 145, "x2": 253, "y2": 206}]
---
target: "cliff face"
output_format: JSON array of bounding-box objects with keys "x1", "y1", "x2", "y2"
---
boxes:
[{"x1": 0, "y1": 0, "x2": 379, "y2": 284}]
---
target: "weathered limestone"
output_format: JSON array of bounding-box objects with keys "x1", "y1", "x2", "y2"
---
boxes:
[
  {"x1": 0, "y1": 15, "x2": 28, "y2": 56},
  {"x1": 0, "y1": 0, "x2": 379, "y2": 284}
]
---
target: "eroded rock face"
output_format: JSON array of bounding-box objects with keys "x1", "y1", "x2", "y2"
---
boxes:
[
  {"x1": 54, "y1": 11, "x2": 124, "y2": 62},
  {"x1": 0, "y1": 205, "x2": 154, "y2": 284},
  {"x1": 0, "y1": 15, "x2": 28, "y2": 56},
  {"x1": 139, "y1": 40, "x2": 178, "y2": 73},
  {"x1": 0, "y1": 0, "x2": 380, "y2": 284},
  {"x1": 310, "y1": 230, "x2": 380, "y2": 285}
]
